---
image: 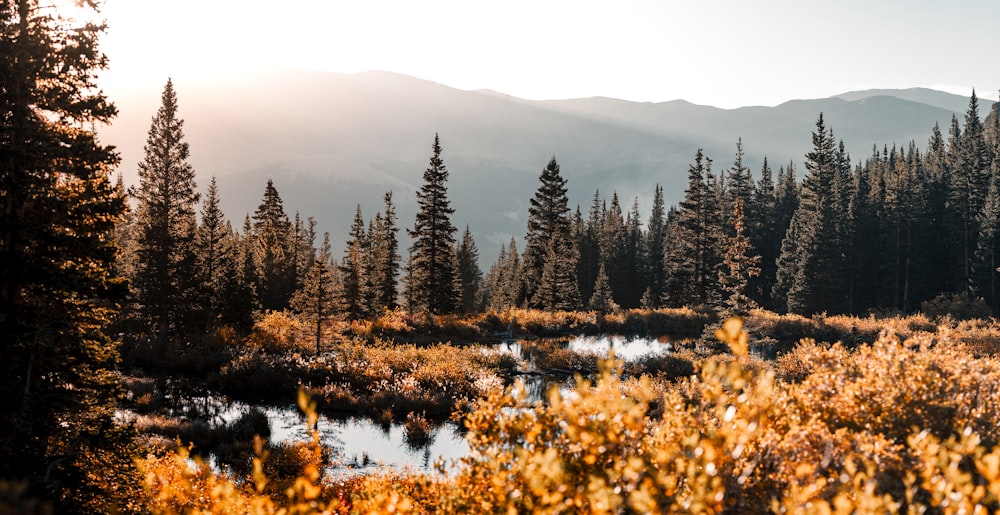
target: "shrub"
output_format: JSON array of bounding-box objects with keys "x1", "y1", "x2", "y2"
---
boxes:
[
  {"x1": 246, "y1": 310, "x2": 309, "y2": 354},
  {"x1": 921, "y1": 292, "x2": 992, "y2": 321}
]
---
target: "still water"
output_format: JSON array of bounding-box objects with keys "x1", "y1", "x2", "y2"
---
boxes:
[{"x1": 211, "y1": 335, "x2": 677, "y2": 473}]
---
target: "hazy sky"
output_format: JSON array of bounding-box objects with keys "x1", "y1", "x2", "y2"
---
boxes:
[{"x1": 86, "y1": 0, "x2": 999, "y2": 108}]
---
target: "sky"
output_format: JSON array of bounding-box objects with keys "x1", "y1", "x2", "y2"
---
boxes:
[{"x1": 77, "y1": 0, "x2": 999, "y2": 109}]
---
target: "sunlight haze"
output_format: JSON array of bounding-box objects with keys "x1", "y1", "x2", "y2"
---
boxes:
[{"x1": 92, "y1": 0, "x2": 1000, "y2": 108}]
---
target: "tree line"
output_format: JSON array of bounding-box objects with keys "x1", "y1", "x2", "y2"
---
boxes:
[{"x1": 118, "y1": 81, "x2": 1000, "y2": 352}]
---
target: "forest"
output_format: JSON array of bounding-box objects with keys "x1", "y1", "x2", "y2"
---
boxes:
[{"x1": 6, "y1": 1, "x2": 1000, "y2": 513}]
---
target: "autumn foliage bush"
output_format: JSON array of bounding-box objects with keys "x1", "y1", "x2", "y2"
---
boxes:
[{"x1": 140, "y1": 315, "x2": 1000, "y2": 513}]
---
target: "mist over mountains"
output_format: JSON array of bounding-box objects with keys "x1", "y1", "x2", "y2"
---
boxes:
[{"x1": 100, "y1": 70, "x2": 992, "y2": 258}]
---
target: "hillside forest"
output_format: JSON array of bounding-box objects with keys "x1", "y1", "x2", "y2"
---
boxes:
[
  {"x1": 10, "y1": 1, "x2": 1000, "y2": 513},
  {"x1": 116, "y1": 80, "x2": 1000, "y2": 338}
]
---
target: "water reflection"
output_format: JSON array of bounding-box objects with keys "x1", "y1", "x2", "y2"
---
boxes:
[
  {"x1": 566, "y1": 335, "x2": 674, "y2": 361},
  {"x1": 224, "y1": 402, "x2": 470, "y2": 473},
  {"x1": 497, "y1": 334, "x2": 678, "y2": 366}
]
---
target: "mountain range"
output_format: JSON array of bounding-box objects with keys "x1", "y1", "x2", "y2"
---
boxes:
[{"x1": 99, "y1": 70, "x2": 995, "y2": 259}]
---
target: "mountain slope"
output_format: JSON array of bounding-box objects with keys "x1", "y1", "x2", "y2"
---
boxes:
[{"x1": 100, "y1": 70, "x2": 990, "y2": 258}]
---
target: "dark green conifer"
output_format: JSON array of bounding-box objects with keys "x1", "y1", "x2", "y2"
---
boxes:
[
  {"x1": 406, "y1": 134, "x2": 459, "y2": 314},
  {"x1": 641, "y1": 184, "x2": 667, "y2": 308},
  {"x1": 252, "y1": 179, "x2": 295, "y2": 310},
  {"x1": 523, "y1": 157, "x2": 577, "y2": 309},
  {"x1": 0, "y1": 0, "x2": 140, "y2": 509},
  {"x1": 131, "y1": 78, "x2": 200, "y2": 345},
  {"x1": 719, "y1": 197, "x2": 761, "y2": 315},
  {"x1": 456, "y1": 226, "x2": 482, "y2": 314},
  {"x1": 663, "y1": 149, "x2": 722, "y2": 308},
  {"x1": 589, "y1": 263, "x2": 618, "y2": 314},
  {"x1": 339, "y1": 205, "x2": 367, "y2": 319},
  {"x1": 367, "y1": 192, "x2": 401, "y2": 313},
  {"x1": 777, "y1": 114, "x2": 849, "y2": 314}
]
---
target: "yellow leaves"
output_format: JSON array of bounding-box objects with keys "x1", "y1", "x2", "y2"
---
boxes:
[{"x1": 715, "y1": 317, "x2": 749, "y2": 360}]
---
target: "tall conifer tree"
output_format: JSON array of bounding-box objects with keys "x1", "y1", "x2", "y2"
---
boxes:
[
  {"x1": 195, "y1": 176, "x2": 233, "y2": 327},
  {"x1": 641, "y1": 184, "x2": 667, "y2": 308},
  {"x1": 367, "y1": 192, "x2": 400, "y2": 313},
  {"x1": 131, "y1": 78, "x2": 200, "y2": 345},
  {"x1": 456, "y1": 226, "x2": 482, "y2": 313},
  {"x1": 776, "y1": 114, "x2": 849, "y2": 314},
  {"x1": 292, "y1": 232, "x2": 336, "y2": 354},
  {"x1": 663, "y1": 149, "x2": 722, "y2": 308},
  {"x1": 252, "y1": 179, "x2": 295, "y2": 310},
  {"x1": 523, "y1": 157, "x2": 577, "y2": 309},
  {"x1": 406, "y1": 134, "x2": 459, "y2": 314},
  {"x1": 0, "y1": 0, "x2": 139, "y2": 509},
  {"x1": 339, "y1": 205, "x2": 367, "y2": 319}
]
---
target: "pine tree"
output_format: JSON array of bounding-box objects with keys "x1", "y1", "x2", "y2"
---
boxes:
[
  {"x1": 291, "y1": 232, "x2": 336, "y2": 354},
  {"x1": 719, "y1": 197, "x2": 761, "y2": 315},
  {"x1": 948, "y1": 92, "x2": 992, "y2": 294},
  {"x1": 489, "y1": 238, "x2": 524, "y2": 311},
  {"x1": 641, "y1": 184, "x2": 667, "y2": 308},
  {"x1": 406, "y1": 134, "x2": 459, "y2": 314},
  {"x1": 196, "y1": 176, "x2": 233, "y2": 327},
  {"x1": 777, "y1": 114, "x2": 849, "y2": 315},
  {"x1": 290, "y1": 212, "x2": 317, "y2": 294},
  {"x1": 663, "y1": 149, "x2": 722, "y2": 308},
  {"x1": 523, "y1": 157, "x2": 577, "y2": 308},
  {"x1": 367, "y1": 191, "x2": 400, "y2": 313},
  {"x1": 589, "y1": 263, "x2": 618, "y2": 314},
  {"x1": 220, "y1": 215, "x2": 261, "y2": 330},
  {"x1": 618, "y1": 197, "x2": 644, "y2": 308},
  {"x1": 339, "y1": 205, "x2": 367, "y2": 319},
  {"x1": 747, "y1": 158, "x2": 778, "y2": 306},
  {"x1": 602, "y1": 192, "x2": 628, "y2": 304},
  {"x1": 252, "y1": 179, "x2": 295, "y2": 310},
  {"x1": 0, "y1": 0, "x2": 140, "y2": 509},
  {"x1": 924, "y1": 123, "x2": 953, "y2": 296},
  {"x1": 456, "y1": 226, "x2": 482, "y2": 313},
  {"x1": 576, "y1": 190, "x2": 604, "y2": 304},
  {"x1": 974, "y1": 171, "x2": 1000, "y2": 311},
  {"x1": 131, "y1": 78, "x2": 201, "y2": 345},
  {"x1": 532, "y1": 232, "x2": 582, "y2": 311}
]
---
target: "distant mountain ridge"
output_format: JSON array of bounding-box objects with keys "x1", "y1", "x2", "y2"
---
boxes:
[{"x1": 100, "y1": 70, "x2": 996, "y2": 258}]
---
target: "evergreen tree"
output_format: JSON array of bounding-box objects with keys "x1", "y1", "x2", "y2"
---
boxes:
[
  {"x1": 589, "y1": 263, "x2": 618, "y2": 314},
  {"x1": 576, "y1": 190, "x2": 604, "y2": 304},
  {"x1": 221, "y1": 215, "x2": 261, "y2": 330},
  {"x1": 848, "y1": 150, "x2": 880, "y2": 313},
  {"x1": 489, "y1": 238, "x2": 524, "y2": 311},
  {"x1": 641, "y1": 184, "x2": 667, "y2": 308},
  {"x1": 290, "y1": 212, "x2": 317, "y2": 293},
  {"x1": 367, "y1": 191, "x2": 400, "y2": 312},
  {"x1": 974, "y1": 171, "x2": 1000, "y2": 311},
  {"x1": 777, "y1": 114, "x2": 849, "y2": 314},
  {"x1": 602, "y1": 193, "x2": 628, "y2": 304},
  {"x1": 532, "y1": 232, "x2": 582, "y2": 311},
  {"x1": 291, "y1": 232, "x2": 336, "y2": 354},
  {"x1": 618, "y1": 197, "x2": 644, "y2": 308},
  {"x1": 131, "y1": 78, "x2": 200, "y2": 345},
  {"x1": 924, "y1": 122, "x2": 953, "y2": 296},
  {"x1": 339, "y1": 205, "x2": 367, "y2": 319},
  {"x1": 948, "y1": 92, "x2": 992, "y2": 294},
  {"x1": 523, "y1": 157, "x2": 577, "y2": 308},
  {"x1": 0, "y1": 0, "x2": 140, "y2": 509},
  {"x1": 747, "y1": 158, "x2": 778, "y2": 307},
  {"x1": 456, "y1": 226, "x2": 482, "y2": 313},
  {"x1": 719, "y1": 197, "x2": 761, "y2": 315},
  {"x1": 406, "y1": 134, "x2": 459, "y2": 314},
  {"x1": 252, "y1": 179, "x2": 295, "y2": 310},
  {"x1": 195, "y1": 176, "x2": 233, "y2": 327},
  {"x1": 727, "y1": 138, "x2": 754, "y2": 210},
  {"x1": 663, "y1": 149, "x2": 722, "y2": 308}
]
